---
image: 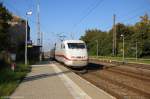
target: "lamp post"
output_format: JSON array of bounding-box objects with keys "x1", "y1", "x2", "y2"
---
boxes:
[
  {"x1": 121, "y1": 34, "x2": 124, "y2": 62},
  {"x1": 25, "y1": 11, "x2": 32, "y2": 65},
  {"x1": 136, "y1": 41, "x2": 138, "y2": 61},
  {"x1": 96, "y1": 40, "x2": 98, "y2": 57}
]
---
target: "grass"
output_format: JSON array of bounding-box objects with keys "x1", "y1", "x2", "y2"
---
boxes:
[
  {"x1": 0, "y1": 82, "x2": 18, "y2": 97},
  {"x1": 90, "y1": 56, "x2": 150, "y2": 64},
  {"x1": 0, "y1": 63, "x2": 31, "y2": 97}
]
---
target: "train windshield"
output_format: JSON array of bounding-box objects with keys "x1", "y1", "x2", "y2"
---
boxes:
[{"x1": 68, "y1": 43, "x2": 85, "y2": 49}]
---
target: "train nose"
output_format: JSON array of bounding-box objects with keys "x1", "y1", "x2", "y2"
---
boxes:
[
  {"x1": 71, "y1": 56, "x2": 87, "y2": 59},
  {"x1": 77, "y1": 56, "x2": 86, "y2": 58}
]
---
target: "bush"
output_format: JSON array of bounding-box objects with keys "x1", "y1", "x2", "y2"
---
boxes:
[
  {"x1": 0, "y1": 82, "x2": 18, "y2": 96},
  {"x1": 0, "y1": 63, "x2": 31, "y2": 97},
  {"x1": 15, "y1": 63, "x2": 31, "y2": 72},
  {"x1": 0, "y1": 51, "x2": 11, "y2": 69}
]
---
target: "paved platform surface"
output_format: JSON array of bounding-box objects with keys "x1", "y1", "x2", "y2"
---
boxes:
[{"x1": 11, "y1": 62, "x2": 115, "y2": 99}]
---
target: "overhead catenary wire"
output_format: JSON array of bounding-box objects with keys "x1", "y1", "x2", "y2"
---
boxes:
[
  {"x1": 71, "y1": 0, "x2": 104, "y2": 39},
  {"x1": 121, "y1": 12, "x2": 145, "y2": 23},
  {"x1": 73, "y1": 0, "x2": 104, "y2": 28},
  {"x1": 118, "y1": 7, "x2": 150, "y2": 23},
  {"x1": 118, "y1": 5, "x2": 146, "y2": 20},
  {"x1": 104, "y1": 6, "x2": 149, "y2": 31}
]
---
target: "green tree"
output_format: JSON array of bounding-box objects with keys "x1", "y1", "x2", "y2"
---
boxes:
[
  {"x1": 0, "y1": 3, "x2": 12, "y2": 51},
  {"x1": 133, "y1": 14, "x2": 150, "y2": 57},
  {"x1": 80, "y1": 14, "x2": 150, "y2": 58},
  {"x1": 0, "y1": 3, "x2": 12, "y2": 68},
  {"x1": 80, "y1": 29, "x2": 112, "y2": 56}
]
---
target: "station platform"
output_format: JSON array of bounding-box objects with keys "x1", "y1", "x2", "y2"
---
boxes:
[{"x1": 11, "y1": 62, "x2": 115, "y2": 99}]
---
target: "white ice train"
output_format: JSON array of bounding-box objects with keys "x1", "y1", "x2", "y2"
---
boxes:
[{"x1": 54, "y1": 40, "x2": 88, "y2": 68}]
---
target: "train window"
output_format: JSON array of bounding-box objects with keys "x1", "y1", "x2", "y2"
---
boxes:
[
  {"x1": 61, "y1": 44, "x2": 62, "y2": 49},
  {"x1": 61, "y1": 44, "x2": 65, "y2": 49},
  {"x1": 68, "y1": 43, "x2": 85, "y2": 49},
  {"x1": 63, "y1": 45, "x2": 65, "y2": 49}
]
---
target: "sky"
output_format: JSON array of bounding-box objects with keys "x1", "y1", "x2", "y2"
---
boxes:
[{"x1": 1, "y1": 0, "x2": 150, "y2": 51}]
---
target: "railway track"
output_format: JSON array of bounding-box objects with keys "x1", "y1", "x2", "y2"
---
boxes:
[
  {"x1": 126, "y1": 64, "x2": 150, "y2": 70},
  {"x1": 90, "y1": 59, "x2": 150, "y2": 70},
  {"x1": 106, "y1": 67, "x2": 150, "y2": 82},
  {"x1": 78, "y1": 62, "x2": 150, "y2": 99},
  {"x1": 54, "y1": 61, "x2": 150, "y2": 99},
  {"x1": 90, "y1": 60, "x2": 150, "y2": 79},
  {"x1": 80, "y1": 72, "x2": 150, "y2": 99}
]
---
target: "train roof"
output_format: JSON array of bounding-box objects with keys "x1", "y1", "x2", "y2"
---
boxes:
[{"x1": 63, "y1": 40, "x2": 85, "y2": 43}]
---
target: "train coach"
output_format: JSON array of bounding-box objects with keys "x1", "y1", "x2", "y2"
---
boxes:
[{"x1": 54, "y1": 40, "x2": 88, "y2": 68}]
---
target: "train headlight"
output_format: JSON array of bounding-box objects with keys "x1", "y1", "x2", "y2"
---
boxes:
[{"x1": 71, "y1": 56, "x2": 75, "y2": 58}]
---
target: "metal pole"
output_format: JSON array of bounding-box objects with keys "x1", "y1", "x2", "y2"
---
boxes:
[
  {"x1": 96, "y1": 40, "x2": 98, "y2": 57},
  {"x1": 37, "y1": 0, "x2": 41, "y2": 45},
  {"x1": 70, "y1": 32, "x2": 74, "y2": 39},
  {"x1": 25, "y1": 11, "x2": 32, "y2": 65},
  {"x1": 136, "y1": 41, "x2": 138, "y2": 61},
  {"x1": 113, "y1": 14, "x2": 116, "y2": 56},
  {"x1": 123, "y1": 35, "x2": 124, "y2": 62},
  {"x1": 40, "y1": 32, "x2": 42, "y2": 47},
  {"x1": 25, "y1": 18, "x2": 28, "y2": 65}
]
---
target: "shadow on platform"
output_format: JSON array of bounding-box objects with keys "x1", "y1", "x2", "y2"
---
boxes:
[{"x1": 23, "y1": 70, "x2": 71, "y2": 82}]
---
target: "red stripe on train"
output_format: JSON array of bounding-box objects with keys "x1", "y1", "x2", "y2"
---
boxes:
[{"x1": 55, "y1": 54, "x2": 87, "y2": 61}]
